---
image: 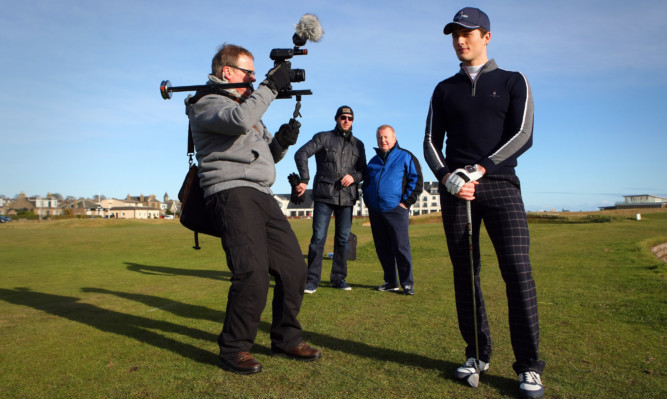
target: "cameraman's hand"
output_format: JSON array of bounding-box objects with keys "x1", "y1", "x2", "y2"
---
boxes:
[
  {"x1": 263, "y1": 61, "x2": 291, "y2": 92},
  {"x1": 275, "y1": 118, "x2": 301, "y2": 148}
]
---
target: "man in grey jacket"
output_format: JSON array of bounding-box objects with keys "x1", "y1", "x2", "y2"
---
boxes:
[
  {"x1": 186, "y1": 43, "x2": 320, "y2": 375},
  {"x1": 294, "y1": 106, "x2": 366, "y2": 293}
]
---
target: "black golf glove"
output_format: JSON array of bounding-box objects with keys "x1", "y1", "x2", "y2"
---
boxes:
[
  {"x1": 275, "y1": 118, "x2": 301, "y2": 148},
  {"x1": 288, "y1": 172, "x2": 304, "y2": 205},
  {"x1": 262, "y1": 61, "x2": 291, "y2": 92}
]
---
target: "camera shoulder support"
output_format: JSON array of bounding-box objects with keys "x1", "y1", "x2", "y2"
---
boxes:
[{"x1": 160, "y1": 80, "x2": 252, "y2": 100}]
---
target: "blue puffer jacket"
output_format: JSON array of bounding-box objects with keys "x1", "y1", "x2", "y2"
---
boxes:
[{"x1": 362, "y1": 143, "x2": 423, "y2": 213}]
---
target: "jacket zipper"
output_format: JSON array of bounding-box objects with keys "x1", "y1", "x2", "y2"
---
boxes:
[{"x1": 463, "y1": 63, "x2": 488, "y2": 96}]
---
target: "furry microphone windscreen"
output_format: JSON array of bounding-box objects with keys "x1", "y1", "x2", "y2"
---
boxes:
[{"x1": 295, "y1": 14, "x2": 323, "y2": 43}]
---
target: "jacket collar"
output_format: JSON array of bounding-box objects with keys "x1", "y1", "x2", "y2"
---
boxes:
[
  {"x1": 374, "y1": 142, "x2": 399, "y2": 161},
  {"x1": 457, "y1": 58, "x2": 497, "y2": 76}
]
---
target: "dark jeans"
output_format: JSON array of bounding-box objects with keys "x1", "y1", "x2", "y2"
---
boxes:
[
  {"x1": 368, "y1": 206, "x2": 414, "y2": 288},
  {"x1": 441, "y1": 175, "x2": 545, "y2": 374},
  {"x1": 205, "y1": 187, "x2": 307, "y2": 358},
  {"x1": 306, "y1": 201, "x2": 353, "y2": 286}
]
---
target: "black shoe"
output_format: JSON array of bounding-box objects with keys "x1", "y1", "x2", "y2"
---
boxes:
[
  {"x1": 220, "y1": 352, "x2": 262, "y2": 374},
  {"x1": 331, "y1": 279, "x2": 352, "y2": 290},
  {"x1": 304, "y1": 282, "x2": 317, "y2": 294},
  {"x1": 376, "y1": 282, "x2": 399, "y2": 292},
  {"x1": 402, "y1": 285, "x2": 414, "y2": 295}
]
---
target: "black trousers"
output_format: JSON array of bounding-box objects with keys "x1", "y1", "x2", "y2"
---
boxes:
[
  {"x1": 205, "y1": 187, "x2": 307, "y2": 359},
  {"x1": 441, "y1": 175, "x2": 545, "y2": 374}
]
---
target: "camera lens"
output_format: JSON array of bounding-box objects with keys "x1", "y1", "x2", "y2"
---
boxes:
[{"x1": 290, "y1": 69, "x2": 306, "y2": 83}]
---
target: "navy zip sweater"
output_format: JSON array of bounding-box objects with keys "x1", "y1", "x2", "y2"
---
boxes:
[{"x1": 423, "y1": 59, "x2": 534, "y2": 182}]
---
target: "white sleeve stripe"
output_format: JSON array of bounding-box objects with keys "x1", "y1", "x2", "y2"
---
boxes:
[
  {"x1": 489, "y1": 72, "x2": 533, "y2": 165},
  {"x1": 424, "y1": 98, "x2": 446, "y2": 171}
]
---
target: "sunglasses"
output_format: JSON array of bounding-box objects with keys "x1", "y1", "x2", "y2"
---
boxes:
[
  {"x1": 229, "y1": 65, "x2": 255, "y2": 77},
  {"x1": 339, "y1": 115, "x2": 354, "y2": 121}
]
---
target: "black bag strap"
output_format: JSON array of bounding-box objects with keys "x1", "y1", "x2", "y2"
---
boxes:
[
  {"x1": 186, "y1": 124, "x2": 201, "y2": 250},
  {"x1": 188, "y1": 125, "x2": 195, "y2": 163}
]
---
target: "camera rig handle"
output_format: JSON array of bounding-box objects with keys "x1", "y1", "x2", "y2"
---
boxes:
[
  {"x1": 160, "y1": 80, "x2": 312, "y2": 101},
  {"x1": 160, "y1": 80, "x2": 252, "y2": 100},
  {"x1": 277, "y1": 89, "x2": 312, "y2": 100}
]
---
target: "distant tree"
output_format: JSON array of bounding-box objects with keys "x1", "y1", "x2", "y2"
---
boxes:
[
  {"x1": 16, "y1": 209, "x2": 36, "y2": 219},
  {"x1": 52, "y1": 193, "x2": 64, "y2": 200},
  {"x1": 66, "y1": 195, "x2": 76, "y2": 201}
]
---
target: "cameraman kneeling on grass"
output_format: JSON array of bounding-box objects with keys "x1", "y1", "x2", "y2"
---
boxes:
[{"x1": 185, "y1": 43, "x2": 321, "y2": 375}]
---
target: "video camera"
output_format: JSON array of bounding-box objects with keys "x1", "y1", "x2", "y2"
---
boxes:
[
  {"x1": 269, "y1": 35, "x2": 310, "y2": 99},
  {"x1": 160, "y1": 14, "x2": 322, "y2": 102}
]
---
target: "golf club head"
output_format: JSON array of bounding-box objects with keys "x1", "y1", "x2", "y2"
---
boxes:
[{"x1": 466, "y1": 371, "x2": 480, "y2": 388}]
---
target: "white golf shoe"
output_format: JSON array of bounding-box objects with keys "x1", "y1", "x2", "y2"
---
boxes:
[
  {"x1": 455, "y1": 357, "x2": 489, "y2": 379},
  {"x1": 518, "y1": 371, "x2": 544, "y2": 398}
]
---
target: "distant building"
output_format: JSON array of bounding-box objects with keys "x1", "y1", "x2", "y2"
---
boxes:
[
  {"x1": 599, "y1": 194, "x2": 667, "y2": 211},
  {"x1": 412, "y1": 181, "x2": 442, "y2": 216},
  {"x1": 106, "y1": 206, "x2": 160, "y2": 219},
  {"x1": 99, "y1": 193, "x2": 174, "y2": 219},
  {"x1": 8, "y1": 192, "x2": 63, "y2": 217},
  {"x1": 273, "y1": 181, "x2": 442, "y2": 218},
  {"x1": 162, "y1": 193, "x2": 180, "y2": 215},
  {"x1": 64, "y1": 198, "x2": 104, "y2": 217},
  {"x1": 0, "y1": 197, "x2": 8, "y2": 215},
  {"x1": 275, "y1": 190, "x2": 315, "y2": 218}
]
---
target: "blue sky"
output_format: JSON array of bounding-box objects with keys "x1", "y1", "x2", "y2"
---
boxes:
[{"x1": 1, "y1": 0, "x2": 666, "y2": 211}]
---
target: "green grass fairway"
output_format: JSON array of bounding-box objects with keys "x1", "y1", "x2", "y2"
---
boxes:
[{"x1": 0, "y1": 211, "x2": 665, "y2": 398}]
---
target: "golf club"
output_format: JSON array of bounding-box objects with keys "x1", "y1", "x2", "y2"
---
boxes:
[{"x1": 466, "y1": 200, "x2": 481, "y2": 388}]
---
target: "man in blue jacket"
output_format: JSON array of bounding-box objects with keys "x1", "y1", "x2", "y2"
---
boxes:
[{"x1": 363, "y1": 125, "x2": 423, "y2": 295}]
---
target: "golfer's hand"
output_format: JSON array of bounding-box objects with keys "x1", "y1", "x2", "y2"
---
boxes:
[
  {"x1": 456, "y1": 181, "x2": 479, "y2": 201},
  {"x1": 296, "y1": 182, "x2": 308, "y2": 197},
  {"x1": 442, "y1": 173, "x2": 478, "y2": 200},
  {"x1": 340, "y1": 174, "x2": 354, "y2": 187}
]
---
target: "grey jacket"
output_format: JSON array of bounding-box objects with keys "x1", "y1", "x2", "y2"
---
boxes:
[
  {"x1": 185, "y1": 78, "x2": 287, "y2": 197},
  {"x1": 294, "y1": 128, "x2": 366, "y2": 206}
]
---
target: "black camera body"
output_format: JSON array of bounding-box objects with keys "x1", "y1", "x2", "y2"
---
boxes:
[{"x1": 270, "y1": 48, "x2": 306, "y2": 83}]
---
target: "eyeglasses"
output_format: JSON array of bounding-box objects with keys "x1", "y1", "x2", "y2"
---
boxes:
[
  {"x1": 228, "y1": 65, "x2": 255, "y2": 77},
  {"x1": 339, "y1": 115, "x2": 353, "y2": 121}
]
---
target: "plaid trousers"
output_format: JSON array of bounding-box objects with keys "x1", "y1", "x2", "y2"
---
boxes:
[{"x1": 441, "y1": 174, "x2": 545, "y2": 374}]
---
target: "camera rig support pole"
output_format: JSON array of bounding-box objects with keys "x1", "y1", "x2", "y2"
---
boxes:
[
  {"x1": 160, "y1": 80, "x2": 251, "y2": 100},
  {"x1": 160, "y1": 80, "x2": 312, "y2": 102}
]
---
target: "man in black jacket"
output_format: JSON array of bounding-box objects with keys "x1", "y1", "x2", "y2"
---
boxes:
[{"x1": 294, "y1": 106, "x2": 366, "y2": 293}]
